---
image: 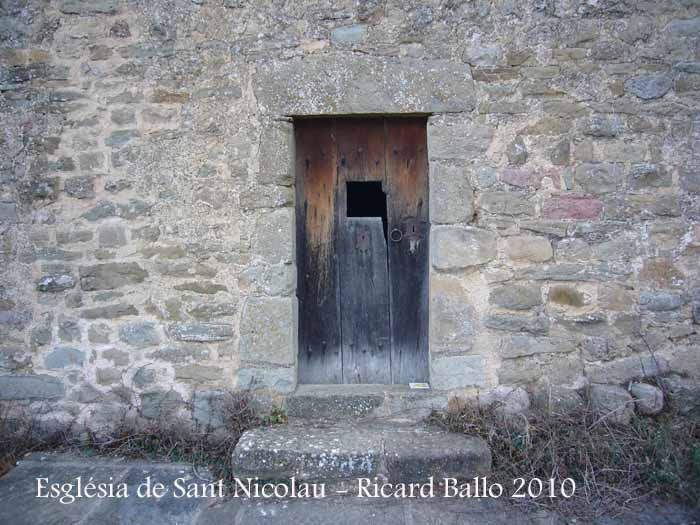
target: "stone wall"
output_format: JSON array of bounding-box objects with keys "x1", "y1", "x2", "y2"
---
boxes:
[{"x1": 0, "y1": 0, "x2": 699, "y2": 431}]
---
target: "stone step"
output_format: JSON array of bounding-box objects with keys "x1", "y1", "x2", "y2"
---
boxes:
[
  {"x1": 286, "y1": 384, "x2": 449, "y2": 420},
  {"x1": 231, "y1": 420, "x2": 491, "y2": 487}
]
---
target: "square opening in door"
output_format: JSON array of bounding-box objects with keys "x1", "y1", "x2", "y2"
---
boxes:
[{"x1": 346, "y1": 181, "x2": 388, "y2": 239}]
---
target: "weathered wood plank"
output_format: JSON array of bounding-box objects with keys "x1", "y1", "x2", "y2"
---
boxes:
[
  {"x1": 335, "y1": 118, "x2": 386, "y2": 235},
  {"x1": 335, "y1": 119, "x2": 385, "y2": 183},
  {"x1": 338, "y1": 218, "x2": 392, "y2": 384},
  {"x1": 336, "y1": 119, "x2": 391, "y2": 384},
  {"x1": 385, "y1": 117, "x2": 430, "y2": 383},
  {"x1": 295, "y1": 119, "x2": 342, "y2": 384}
]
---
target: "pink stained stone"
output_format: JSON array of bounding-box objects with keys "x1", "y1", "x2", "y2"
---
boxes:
[{"x1": 543, "y1": 195, "x2": 603, "y2": 219}]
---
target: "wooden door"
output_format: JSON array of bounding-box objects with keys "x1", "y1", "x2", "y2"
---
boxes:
[
  {"x1": 296, "y1": 117, "x2": 428, "y2": 384},
  {"x1": 336, "y1": 120, "x2": 392, "y2": 383},
  {"x1": 385, "y1": 119, "x2": 430, "y2": 383},
  {"x1": 295, "y1": 119, "x2": 342, "y2": 384}
]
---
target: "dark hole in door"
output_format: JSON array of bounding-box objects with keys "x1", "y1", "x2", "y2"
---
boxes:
[{"x1": 346, "y1": 181, "x2": 388, "y2": 240}]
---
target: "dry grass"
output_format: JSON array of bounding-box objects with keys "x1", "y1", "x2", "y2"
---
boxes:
[
  {"x1": 0, "y1": 404, "x2": 67, "y2": 477},
  {"x1": 431, "y1": 390, "x2": 700, "y2": 519},
  {"x1": 0, "y1": 391, "x2": 279, "y2": 485}
]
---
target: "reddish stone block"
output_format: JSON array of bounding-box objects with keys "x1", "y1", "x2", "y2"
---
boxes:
[{"x1": 543, "y1": 195, "x2": 603, "y2": 220}]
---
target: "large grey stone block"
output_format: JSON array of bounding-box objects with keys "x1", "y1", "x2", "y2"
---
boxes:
[
  {"x1": 640, "y1": 291, "x2": 683, "y2": 312},
  {"x1": 0, "y1": 375, "x2": 64, "y2": 400},
  {"x1": 504, "y1": 235, "x2": 553, "y2": 263},
  {"x1": 430, "y1": 355, "x2": 487, "y2": 389},
  {"x1": 240, "y1": 184, "x2": 294, "y2": 210},
  {"x1": 574, "y1": 163, "x2": 623, "y2": 195},
  {"x1": 585, "y1": 354, "x2": 669, "y2": 384},
  {"x1": 430, "y1": 275, "x2": 474, "y2": 353},
  {"x1": 286, "y1": 384, "x2": 385, "y2": 419},
  {"x1": 82, "y1": 200, "x2": 152, "y2": 222},
  {"x1": 97, "y1": 224, "x2": 127, "y2": 248},
  {"x1": 148, "y1": 344, "x2": 210, "y2": 363},
  {"x1": 624, "y1": 73, "x2": 672, "y2": 99},
  {"x1": 629, "y1": 382, "x2": 664, "y2": 416},
  {"x1": 532, "y1": 385, "x2": 585, "y2": 415},
  {"x1": 661, "y1": 374, "x2": 700, "y2": 416},
  {"x1": 193, "y1": 390, "x2": 227, "y2": 428},
  {"x1": 383, "y1": 426, "x2": 491, "y2": 483},
  {"x1": 581, "y1": 114, "x2": 623, "y2": 137},
  {"x1": 80, "y1": 303, "x2": 138, "y2": 319},
  {"x1": 668, "y1": 343, "x2": 700, "y2": 379},
  {"x1": 238, "y1": 263, "x2": 296, "y2": 297},
  {"x1": 139, "y1": 390, "x2": 184, "y2": 420},
  {"x1": 666, "y1": 17, "x2": 700, "y2": 38},
  {"x1": 428, "y1": 118, "x2": 493, "y2": 160},
  {"x1": 175, "y1": 365, "x2": 223, "y2": 382},
  {"x1": 64, "y1": 175, "x2": 95, "y2": 199},
  {"x1": 331, "y1": 24, "x2": 367, "y2": 45},
  {"x1": 118, "y1": 322, "x2": 159, "y2": 348},
  {"x1": 79, "y1": 263, "x2": 147, "y2": 291},
  {"x1": 186, "y1": 302, "x2": 238, "y2": 320},
  {"x1": 485, "y1": 313, "x2": 549, "y2": 335},
  {"x1": 36, "y1": 274, "x2": 76, "y2": 292},
  {"x1": 429, "y1": 162, "x2": 474, "y2": 224},
  {"x1": 479, "y1": 192, "x2": 535, "y2": 217},
  {"x1": 479, "y1": 386, "x2": 531, "y2": 417},
  {"x1": 0, "y1": 203, "x2": 17, "y2": 223},
  {"x1": 498, "y1": 335, "x2": 575, "y2": 358},
  {"x1": 233, "y1": 422, "x2": 381, "y2": 482},
  {"x1": 232, "y1": 420, "x2": 490, "y2": 484},
  {"x1": 57, "y1": 0, "x2": 120, "y2": 14},
  {"x1": 629, "y1": 163, "x2": 671, "y2": 190},
  {"x1": 237, "y1": 366, "x2": 295, "y2": 393},
  {"x1": 239, "y1": 297, "x2": 296, "y2": 366},
  {"x1": 44, "y1": 346, "x2": 85, "y2": 369},
  {"x1": 258, "y1": 121, "x2": 294, "y2": 186},
  {"x1": 168, "y1": 323, "x2": 233, "y2": 343},
  {"x1": 254, "y1": 55, "x2": 475, "y2": 115},
  {"x1": 489, "y1": 284, "x2": 542, "y2": 310},
  {"x1": 589, "y1": 384, "x2": 634, "y2": 425},
  {"x1": 57, "y1": 318, "x2": 79, "y2": 343},
  {"x1": 498, "y1": 352, "x2": 583, "y2": 385},
  {"x1": 431, "y1": 226, "x2": 497, "y2": 270},
  {"x1": 516, "y1": 262, "x2": 629, "y2": 282},
  {"x1": 173, "y1": 281, "x2": 227, "y2": 294},
  {"x1": 253, "y1": 208, "x2": 294, "y2": 264}
]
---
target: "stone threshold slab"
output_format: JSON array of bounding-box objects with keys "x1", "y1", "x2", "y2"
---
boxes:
[
  {"x1": 232, "y1": 420, "x2": 491, "y2": 485},
  {"x1": 287, "y1": 384, "x2": 449, "y2": 420}
]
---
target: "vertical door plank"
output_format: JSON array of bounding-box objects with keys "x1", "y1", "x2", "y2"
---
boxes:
[
  {"x1": 385, "y1": 117, "x2": 430, "y2": 383},
  {"x1": 338, "y1": 218, "x2": 392, "y2": 384},
  {"x1": 336, "y1": 119, "x2": 386, "y2": 182},
  {"x1": 336, "y1": 118, "x2": 392, "y2": 384},
  {"x1": 295, "y1": 119, "x2": 342, "y2": 384},
  {"x1": 335, "y1": 118, "x2": 386, "y2": 228}
]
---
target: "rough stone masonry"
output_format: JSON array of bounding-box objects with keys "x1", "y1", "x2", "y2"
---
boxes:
[{"x1": 0, "y1": 0, "x2": 699, "y2": 433}]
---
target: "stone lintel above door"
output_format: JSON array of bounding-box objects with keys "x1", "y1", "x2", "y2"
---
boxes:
[{"x1": 253, "y1": 53, "x2": 476, "y2": 117}]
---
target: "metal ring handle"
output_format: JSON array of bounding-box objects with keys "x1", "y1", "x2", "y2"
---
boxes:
[{"x1": 390, "y1": 228, "x2": 403, "y2": 242}]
